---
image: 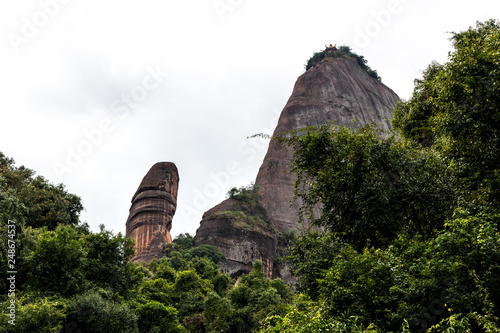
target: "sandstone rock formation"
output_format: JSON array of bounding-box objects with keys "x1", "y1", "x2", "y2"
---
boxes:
[
  {"x1": 194, "y1": 193, "x2": 277, "y2": 279},
  {"x1": 195, "y1": 56, "x2": 399, "y2": 280},
  {"x1": 255, "y1": 56, "x2": 398, "y2": 233},
  {"x1": 126, "y1": 162, "x2": 179, "y2": 263}
]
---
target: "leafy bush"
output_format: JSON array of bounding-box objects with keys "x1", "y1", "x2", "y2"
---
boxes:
[
  {"x1": 0, "y1": 151, "x2": 83, "y2": 230},
  {"x1": 136, "y1": 301, "x2": 184, "y2": 333},
  {"x1": 264, "y1": 208, "x2": 500, "y2": 331},
  {"x1": 305, "y1": 45, "x2": 381, "y2": 81},
  {"x1": 261, "y1": 295, "x2": 381, "y2": 333},
  {"x1": 227, "y1": 182, "x2": 262, "y2": 212},
  {"x1": 20, "y1": 224, "x2": 137, "y2": 298},
  {"x1": 393, "y1": 19, "x2": 500, "y2": 206},
  {"x1": 203, "y1": 291, "x2": 234, "y2": 332},
  {"x1": 279, "y1": 124, "x2": 456, "y2": 250},
  {"x1": 189, "y1": 244, "x2": 225, "y2": 264},
  {"x1": 228, "y1": 260, "x2": 292, "y2": 331},
  {"x1": 222, "y1": 182, "x2": 277, "y2": 237},
  {"x1": 0, "y1": 298, "x2": 67, "y2": 333},
  {"x1": 66, "y1": 291, "x2": 138, "y2": 333}
]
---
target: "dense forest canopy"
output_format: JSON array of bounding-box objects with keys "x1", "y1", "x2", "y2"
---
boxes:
[{"x1": 1, "y1": 19, "x2": 500, "y2": 333}]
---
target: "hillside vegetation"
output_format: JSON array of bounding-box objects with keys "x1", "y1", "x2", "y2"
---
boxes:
[{"x1": 265, "y1": 20, "x2": 500, "y2": 332}]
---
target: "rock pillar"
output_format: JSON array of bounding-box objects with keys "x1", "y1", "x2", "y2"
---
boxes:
[{"x1": 126, "y1": 162, "x2": 179, "y2": 263}]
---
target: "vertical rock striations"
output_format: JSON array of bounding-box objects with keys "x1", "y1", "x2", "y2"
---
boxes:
[
  {"x1": 196, "y1": 56, "x2": 399, "y2": 280},
  {"x1": 126, "y1": 162, "x2": 179, "y2": 263},
  {"x1": 255, "y1": 56, "x2": 399, "y2": 233}
]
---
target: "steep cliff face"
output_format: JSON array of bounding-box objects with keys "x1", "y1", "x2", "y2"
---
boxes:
[
  {"x1": 194, "y1": 189, "x2": 278, "y2": 279},
  {"x1": 126, "y1": 162, "x2": 179, "y2": 263},
  {"x1": 194, "y1": 56, "x2": 399, "y2": 279},
  {"x1": 255, "y1": 57, "x2": 398, "y2": 233}
]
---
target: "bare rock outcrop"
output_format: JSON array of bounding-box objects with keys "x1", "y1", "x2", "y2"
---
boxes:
[
  {"x1": 194, "y1": 196, "x2": 277, "y2": 279},
  {"x1": 195, "y1": 56, "x2": 399, "y2": 280},
  {"x1": 126, "y1": 162, "x2": 179, "y2": 263},
  {"x1": 255, "y1": 56, "x2": 398, "y2": 233}
]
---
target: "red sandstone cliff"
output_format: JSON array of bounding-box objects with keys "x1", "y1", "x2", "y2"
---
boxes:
[
  {"x1": 194, "y1": 56, "x2": 399, "y2": 280},
  {"x1": 126, "y1": 162, "x2": 179, "y2": 263},
  {"x1": 255, "y1": 56, "x2": 398, "y2": 233}
]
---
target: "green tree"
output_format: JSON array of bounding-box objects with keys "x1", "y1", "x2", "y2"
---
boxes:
[
  {"x1": 263, "y1": 208, "x2": 500, "y2": 331},
  {"x1": 164, "y1": 236, "x2": 224, "y2": 270},
  {"x1": 155, "y1": 258, "x2": 177, "y2": 283},
  {"x1": 0, "y1": 152, "x2": 84, "y2": 297},
  {"x1": 136, "y1": 301, "x2": 184, "y2": 333},
  {"x1": 173, "y1": 270, "x2": 212, "y2": 295},
  {"x1": 21, "y1": 224, "x2": 138, "y2": 298},
  {"x1": 189, "y1": 244, "x2": 225, "y2": 264},
  {"x1": 0, "y1": 298, "x2": 67, "y2": 333},
  {"x1": 261, "y1": 295, "x2": 381, "y2": 333},
  {"x1": 279, "y1": 124, "x2": 455, "y2": 250},
  {"x1": 0, "y1": 174, "x2": 27, "y2": 227},
  {"x1": 22, "y1": 225, "x2": 88, "y2": 297},
  {"x1": 82, "y1": 225, "x2": 137, "y2": 296},
  {"x1": 0, "y1": 152, "x2": 83, "y2": 230},
  {"x1": 166, "y1": 250, "x2": 188, "y2": 271},
  {"x1": 66, "y1": 291, "x2": 138, "y2": 333},
  {"x1": 288, "y1": 231, "x2": 343, "y2": 299},
  {"x1": 304, "y1": 45, "x2": 381, "y2": 81},
  {"x1": 172, "y1": 270, "x2": 213, "y2": 320},
  {"x1": 203, "y1": 291, "x2": 233, "y2": 332},
  {"x1": 392, "y1": 61, "x2": 443, "y2": 147},
  {"x1": 393, "y1": 19, "x2": 500, "y2": 205},
  {"x1": 172, "y1": 233, "x2": 194, "y2": 251},
  {"x1": 140, "y1": 278, "x2": 174, "y2": 306},
  {"x1": 228, "y1": 260, "x2": 291, "y2": 331},
  {"x1": 187, "y1": 257, "x2": 229, "y2": 295}
]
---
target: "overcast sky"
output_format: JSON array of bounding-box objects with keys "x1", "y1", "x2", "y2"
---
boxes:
[{"x1": 1, "y1": 0, "x2": 499, "y2": 238}]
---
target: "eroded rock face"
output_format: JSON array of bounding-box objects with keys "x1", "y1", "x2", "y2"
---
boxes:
[
  {"x1": 126, "y1": 162, "x2": 179, "y2": 263},
  {"x1": 255, "y1": 57, "x2": 399, "y2": 233},
  {"x1": 194, "y1": 198, "x2": 277, "y2": 279},
  {"x1": 195, "y1": 57, "x2": 399, "y2": 280}
]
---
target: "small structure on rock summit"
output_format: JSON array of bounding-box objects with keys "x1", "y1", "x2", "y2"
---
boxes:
[{"x1": 325, "y1": 43, "x2": 337, "y2": 53}]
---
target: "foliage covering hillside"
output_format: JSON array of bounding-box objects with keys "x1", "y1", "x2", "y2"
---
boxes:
[
  {"x1": 263, "y1": 19, "x2": 500, "y2": 332},
  {"x1": 0, "y1": 154, "x2": 291, "y2": 332},
  {"x1": 0, "y1": 222, "x2": 291, "y2": 332}
]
